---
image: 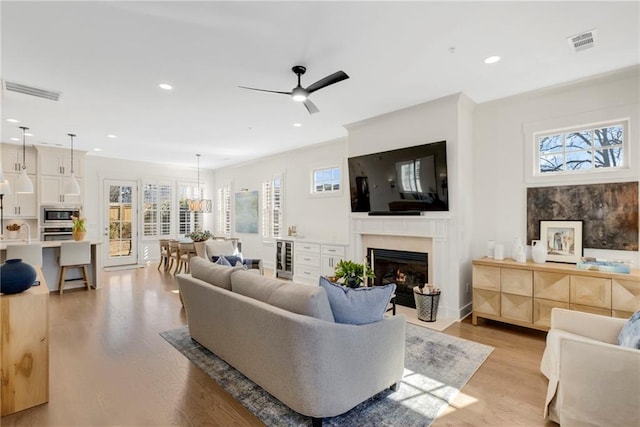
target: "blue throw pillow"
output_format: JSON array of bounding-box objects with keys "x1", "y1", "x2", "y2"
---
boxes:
[
  {"x1": 318, "y1": 276, "x2": 395, "y2": 325},
  {"x1": 211, "y1": 255, "x2": 243, "y2": 266},
  {"x1": 618, "y1": 310, "x2": 640, "y2": 349}
]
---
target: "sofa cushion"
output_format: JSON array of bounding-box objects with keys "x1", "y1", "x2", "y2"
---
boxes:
[
  {"x1": 231, "y1": 270, "x2": 334, "y2": 322},
  {"x1": 618, "y1": 310, "x2": 640, "y2": 349},
  {"x1": 190, "y1": 257, "x2": 242, "y2": 290},
  {"x1": 319, "y1": 276, "x2": 396, "y2": 325}
]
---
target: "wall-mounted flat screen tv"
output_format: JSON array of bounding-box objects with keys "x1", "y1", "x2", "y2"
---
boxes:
[{"x1": 348, "y1": 140, "x2": 448, "y2": 214}]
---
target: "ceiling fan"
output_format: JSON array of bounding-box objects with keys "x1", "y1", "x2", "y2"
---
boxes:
[{"x1": 239, "y1": 65, "x2": 349, "y2": 114}]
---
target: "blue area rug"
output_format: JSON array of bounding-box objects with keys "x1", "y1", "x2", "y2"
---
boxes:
[{"x1": 160, "y1": 323, "x2": 493, "y2": 426}]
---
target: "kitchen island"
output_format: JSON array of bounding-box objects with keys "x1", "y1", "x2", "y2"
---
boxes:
[{"x1": 0, "y1": 240, "x2": 103, "y2": 292}]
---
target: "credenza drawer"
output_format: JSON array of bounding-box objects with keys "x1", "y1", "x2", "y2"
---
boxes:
[
  {"x1": 501, "y1": 293, "x2": 532, "y2": 323},
  {"x1": 321, "y1": 245, "x2": 345, "y2": 257},
  {"x1": 533, "y1": 298, "x2": 569, "y2": 329},
  {"x1": 501, "y1": 268, "x2": 532, "y2": 296},
  {"x1": 534, "y1": 271, "x2": 570, "y2": 302},
  {"x1": 472, "y1": 265, "x2": 501, "y2": 291},
  {"x1": 570, "y1": 276, "x2": 611, "y2": 309},
  {"x1": 473, "y1": 289, "x2": 500, "y2": 316}
]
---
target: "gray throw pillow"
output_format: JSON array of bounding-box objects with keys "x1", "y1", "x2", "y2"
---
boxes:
[
  {"x1": 618, "y1": 310, "x2": 640, "y2": 349},
  {"x1": 319, "y1": 276, "x2": 395, "y2": 325}
]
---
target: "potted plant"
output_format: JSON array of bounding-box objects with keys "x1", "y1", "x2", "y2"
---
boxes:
[
  {"x1": 71, "y1": 215, "x2": 87, "y2": 241},
  {"x1": 333, "y1": 259, "x2": 375, "y2": 288},
  {"x1": 188, "y1": 230, "x2": 212, "y2": 258}
]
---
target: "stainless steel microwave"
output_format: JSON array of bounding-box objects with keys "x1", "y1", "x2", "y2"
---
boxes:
[{"x1": 41, "y1": 206, "x2": 80, "y2": 224}]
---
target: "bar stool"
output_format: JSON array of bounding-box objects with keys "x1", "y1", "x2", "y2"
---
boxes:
[
  {"x1": 58, "y1": 241, "x2": 92, "y2": 294},
  {"x1": 158, "y1": 239, "x2": 171, "y2": 271},
  {"x1": 6, "y1": 243, "x2": 43, "y2": 267}
]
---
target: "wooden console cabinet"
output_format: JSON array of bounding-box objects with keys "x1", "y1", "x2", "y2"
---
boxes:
[
  {"x1": 472, "y1": 258, "x2": 640, "y2": 331},
  {"x1": 0, "y1": 268, "x2": 49, "y2": 416}
]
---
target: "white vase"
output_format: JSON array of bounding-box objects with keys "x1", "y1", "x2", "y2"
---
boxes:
[
  {"x1": 531, "y1": 240, "x2": 547, "y2": 264},
  {"x1": 511, "y1": 237, "x2": 523, "y2": 260}
]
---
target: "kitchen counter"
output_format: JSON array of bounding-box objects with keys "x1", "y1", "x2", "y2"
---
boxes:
[{"x1": 0, "y1": 240, "x2": 103, "y2": 292}]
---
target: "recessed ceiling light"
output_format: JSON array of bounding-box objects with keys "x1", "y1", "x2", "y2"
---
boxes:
[
  {"x1": 24, "y1": 132, "x2": 34, "y2": 137},
  {"x1": 6, "y1": 118, "x2": 20, "y2": 123},
  {"x1": 293, "y1": 123, "x2": 302, "y2": 127},
  {"x1": 106, "y1": 134, "x2": 117, "y2": 139},
  {"x1": 484, "y1": 56, "x2": 501, "y2": 64},
  {"x1": 159, "y1": 83, "x2": 173, "y2": 90},
  {"x1": 93, "y1": 148, "x2": 103, "y2": 152},
  {"x1": 9, "y1": 137, "x2": 19, "y2": 141}
]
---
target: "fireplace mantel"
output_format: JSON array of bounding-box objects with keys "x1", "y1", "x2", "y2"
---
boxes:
[{"x1": 350, "y1": 214, "x2": 455, "y2": 318}]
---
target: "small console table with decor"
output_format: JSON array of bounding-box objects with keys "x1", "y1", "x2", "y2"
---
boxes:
[
  {"x1": 472, "y1": 257, "x2": 640, "y2": 331},
  {"x1": 0, "y1": 266, "x2": 49, "y2": 416}
]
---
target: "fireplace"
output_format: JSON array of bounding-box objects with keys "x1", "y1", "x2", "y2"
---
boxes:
[{"x1": 368, "y1": 248, "x2": 428, "y2": 308}]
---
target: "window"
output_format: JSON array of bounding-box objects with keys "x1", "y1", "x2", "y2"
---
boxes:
[
  {"x1": 216, "y1": 185, "x2": 231, "y2": 235},
  {"x1": 262, "y1": 176, "x2": 282, "y2": 238},
  {"x1": 178, "y1": 183, "x2": 202, "y2": 236},
  {"x1": 536, "y1": 121, "x2": 626, "y2": 175},
  {"x1": 397, "y1": 160, "x2": 423, "y2": 193},
  {"x1": 142, "y1": 182, "x2": 172, "y2": 238},
  {"x1": 312, "y1": 166, "x2": 341, "y2": 194}
]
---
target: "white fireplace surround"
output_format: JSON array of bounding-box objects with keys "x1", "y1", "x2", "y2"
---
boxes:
[{"x1": 350, "y1": 214, "x2": 457, "y2": 319}]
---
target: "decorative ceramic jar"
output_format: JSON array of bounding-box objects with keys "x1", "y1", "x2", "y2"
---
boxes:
[
  {"x1": 1, "y1": 259, "x2": 37, "y2": 294},
  {"x1": 531, "y1": 240, "x2": 547, "y2": 264},
  {"x1": 511, "y1": 237, "x2": 524, "y2": 260}
]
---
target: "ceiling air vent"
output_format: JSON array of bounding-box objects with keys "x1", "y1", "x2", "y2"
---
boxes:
[
  {"x1": 568, "y1": 30, "x2": 596, "y2": 52},
  {"x1": 2, "y1": 80, "x2": 61, "y2": 101}
]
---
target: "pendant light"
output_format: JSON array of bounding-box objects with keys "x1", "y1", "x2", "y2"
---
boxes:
[
  {"x1": 188, "y1": 154, "x2": 212, "y2": 213},
  {"x1": 14, "y1": 126, "x2": 34, "y2": 193},
  {"x1": 63, "y1": 133, "x2": 81, "y2": 195}
]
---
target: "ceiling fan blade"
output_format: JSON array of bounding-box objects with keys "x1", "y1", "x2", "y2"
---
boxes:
[
  {"x1": 305, "y1": 71, "x2": 349, "y2": 94},
  {"x1": 238, "y1": 86, "x2": 291, "y2": 96},
  {"x1": 303, "y1": 99, "x2": 319, "y2": 114}
]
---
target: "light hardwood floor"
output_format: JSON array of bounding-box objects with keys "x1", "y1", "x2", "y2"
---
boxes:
[{"x1": 1, "y1": 265, "x2": 556, "y2": 426}]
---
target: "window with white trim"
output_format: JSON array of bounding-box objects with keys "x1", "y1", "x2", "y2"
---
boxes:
[
  {"x1": 535, "y1": 120, "x2": 627, "y2": 176},
  {"x1": 262, "y1": 176, "x2": 282, "y2": 238},
  {"x1": 311, "y1": 166, "x2": 341, "y2": 194},
  {"x1": 142, "y1": 182, "x2": 172, "y2": 238},
  {"x1": 178, "y1": 183, "x2": 202, "y2": 235},
  {"x1": 216, "y1": 185, "x2": 231, "y2": 235}
]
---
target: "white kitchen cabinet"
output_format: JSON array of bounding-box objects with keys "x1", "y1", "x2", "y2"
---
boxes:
[
  {"x1": 293, "y1": 241, "x2": 347, "y2": 285},
  {"x1": 321, "y1": 244, "x2": 346, "y2": 277},
  {"x1": 36, "y1": 146, "x2": 84, "y2": 178},
  {"x1": 1, "y1": 173, "x2": 37, "y2": 218},
  {"x1": 1, "y1": 143, "x2": 37, "y2": 174},
  {"x1": 39, "y1": 175, "x2": 82, "y2": 205},
  {"x1": 294, "y1": 242, "x2": 321, "y2": 285}
]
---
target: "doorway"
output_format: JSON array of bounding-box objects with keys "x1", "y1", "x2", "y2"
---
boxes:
[{"x1": 103, "y1": 179, "x2": 138, "y2": 267}]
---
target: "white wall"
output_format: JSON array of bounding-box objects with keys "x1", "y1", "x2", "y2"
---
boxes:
[
  {"x1": 473, "y1": 66, "x2": 640, "y2": 266},
  {"x1": 213, "y1": 138, "x2": 350, "y2": 268}
]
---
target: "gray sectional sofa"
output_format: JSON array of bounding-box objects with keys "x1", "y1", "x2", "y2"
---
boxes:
[{"x1": 177, "y1": 257, "x2": 406, "y2": 426}]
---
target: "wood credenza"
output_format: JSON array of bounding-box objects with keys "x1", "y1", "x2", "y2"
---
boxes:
[
  {"x1": 472, "y1": 257, "x2": 640, "y2": 331},
  {"x1": 0, "y1": 267, "x2": 49, "y2": 416}
]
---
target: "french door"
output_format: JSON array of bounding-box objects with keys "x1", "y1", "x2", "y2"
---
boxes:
[{"x1": 103, "y1": 179, "x2": 138, "y2": 267}]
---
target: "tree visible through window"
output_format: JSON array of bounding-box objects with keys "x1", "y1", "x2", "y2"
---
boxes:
[
  {"x1": 312, "y1": 166, "x2": 340, "y2": 194},
  {"x1": 537, "y1": 121, "x2": 626, "y2": 175}
]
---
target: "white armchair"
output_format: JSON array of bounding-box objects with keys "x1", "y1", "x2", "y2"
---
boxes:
[{"x1": 540, "y1": 308, "x2": 640, "y2": 427}]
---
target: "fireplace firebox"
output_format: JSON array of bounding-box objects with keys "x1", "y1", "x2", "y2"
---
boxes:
[{"x1": 367, "y1": 248, "x2": 428, "y2": 308}]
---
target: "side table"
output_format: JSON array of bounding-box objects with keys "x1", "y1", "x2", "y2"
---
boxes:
[{"x1": 1, "y1": 267, "x2": 49, "y2": 416}]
